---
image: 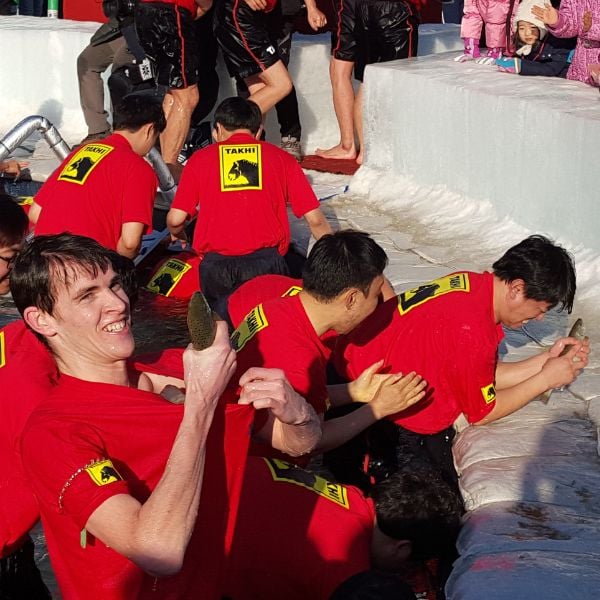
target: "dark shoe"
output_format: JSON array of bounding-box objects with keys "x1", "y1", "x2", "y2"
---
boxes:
[{"x1": 281, "y1": 136, "x2": 302, "y2": 161}]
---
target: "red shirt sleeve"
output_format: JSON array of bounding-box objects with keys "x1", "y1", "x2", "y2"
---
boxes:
[
  {"x1": 21, "y1": 420, "x2": 129, "y2": 530},
  {"x1": 284, "y1": 157, "x2": 320, "y2": 218},
  {"x1": 121, "y1": 160, "x2": 156, "y2": 233}
]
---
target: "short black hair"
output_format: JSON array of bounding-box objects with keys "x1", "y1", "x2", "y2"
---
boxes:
[
  {"x1": 371, "y1": 470, "x2": 463, "y2": 561},
  {"x1": 329, "y1": 571, "x2": 416, "y2": 600},
  {"x1": 492, "y1": 234, "x2": 576, "y2": 312},
  {"x1": 0, "y1": 194, "x2": 28, "y2": 247},
  {"x1": 113, "y1": 94, "x2": 166, "y2": 134},
  {"x1": 11, "y1": 233, "x2": 137, "y2": 319},
  {"x1": 213, "y1": 97, "x2": 262, "y2": 135},
  {"x1": 302, "y1": 230, "x2": 388, "y2": 301}
]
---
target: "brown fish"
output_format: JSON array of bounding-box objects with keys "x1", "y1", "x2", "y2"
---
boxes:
[
  {"x1": 187, "y1": 291, "x2": 217, "y2": 351},
  {"x1": 540, "y1": 318, "x2": 587, "y2": 404}
]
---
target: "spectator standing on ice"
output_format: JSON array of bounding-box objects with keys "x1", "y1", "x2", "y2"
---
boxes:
[
  {"x1": 134, "y1": 0, "x2": 211, "y2": 180},
  {"x1": 315, "y1": 0, "x2": 420, "y2": 164},
  {"x1": 454, "y1": 0, "x2": 517, "y2": 62},
  {"x1": 532, "y1": 0, "x2": 600, "y2": 85},
  {"x1": 495, "y1": 0, "x2": 576, "y2": 76},
  {"x1": 76, "y1": 19, "x2": 132, "y2": 145}
]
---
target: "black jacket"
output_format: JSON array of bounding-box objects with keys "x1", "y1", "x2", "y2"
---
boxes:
[{"x1": 519, "y1": 34, "x2": 576, "y2": 78}]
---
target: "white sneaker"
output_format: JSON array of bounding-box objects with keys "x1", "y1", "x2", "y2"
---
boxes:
[{"x1": 281, "y1": 136, "x2": 302, "y2": 161}]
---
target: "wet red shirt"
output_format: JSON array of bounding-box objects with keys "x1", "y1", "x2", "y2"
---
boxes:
[
  {"x1": 225, "y1": 456, "x2": 374, "y2": 600},
  {"x1": 334, "y1": 272, "x2": 504, "y2": 434},
  {"x1": 0, "y1": 320, "x2": 57, "y2": 557},
  {"x1": 171, "y1": 132, "x2": 319, "y2": 257},
  {"x1": 34, "y1": 133, "x2": 155, "y2": 251},
  {"x1": 21, "y1": 373, "x2": 253, "y2": 600}
]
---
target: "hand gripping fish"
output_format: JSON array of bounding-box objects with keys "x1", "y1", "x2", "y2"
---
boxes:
[{"x1": 539, "y1": 318, "x2": 587, "y2": 404}]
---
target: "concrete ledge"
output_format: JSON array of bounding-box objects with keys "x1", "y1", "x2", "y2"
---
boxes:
[{"x1": 362, "y1": 52, "x2": 600, "y2": 252}]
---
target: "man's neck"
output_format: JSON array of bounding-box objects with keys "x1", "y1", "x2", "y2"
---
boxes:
[
  {"x1": 298, "y1": 291, "x2": 336, "y2": 337},
  {"x1": 56, "y1": 352, "x2": 131, "y2": 387}
]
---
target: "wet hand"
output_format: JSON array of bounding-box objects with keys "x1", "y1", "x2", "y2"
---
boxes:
[
  {"x1": 1, "y1": 160, "x2": 27, "y2": 176},
  {"x1": 531, "y1": 3, "x2": 559, "y2": 26},
  {"x1": 369, "y1": 372, "x2": 427, "y2": 420},
  {"x1": 238, "y1": 367, "x2": 313, "y2": 425},
  {"x1": 348, "y1": 360, "x2": 395, "y2": 403},
  {"x1": 541, "y1": 345, "x2": 585, "y2": 389},
  {"x1": 183, "y1": 321, "x2": 237, "y2": 408}
]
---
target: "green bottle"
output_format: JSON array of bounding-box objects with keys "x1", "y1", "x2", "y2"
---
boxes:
[{"x1": 47, "y1": 0, "x2": 59, "y2": 18}]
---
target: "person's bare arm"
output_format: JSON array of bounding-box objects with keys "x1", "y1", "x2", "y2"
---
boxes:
[
  {"x1": 304, "y1": 0, "x2": 327, "y2": 30},
  {"x1": 303, "y1": 207, "x2": 333, "y2": 240},
  {"x1": 166, "y1": 208, "x2": 190, "y2": 247},
  {"x1": 316, "y1": 372, "x2": 426, "y2": 453},
  {"x1": 28, "y1": 200, "x2": 42, "y2": 225},
  {"x1": 477, "y1": 344, "x2": 586, "y2": 425},
  {"x1": 495, "y1": 336, "x2": 590, "y2": 390},
  {"x1": 117, "y1": 222, "x2": 145, "y2": 259},
  {"x1": 85, "y1": 323, "x2": 236, "y2": 576},
  {"x1": 239, "y1": 367, "x2": 322, "y2": 456},
  {"x1": 195, "y1": 0, "x2": 212, "y2": 17}
]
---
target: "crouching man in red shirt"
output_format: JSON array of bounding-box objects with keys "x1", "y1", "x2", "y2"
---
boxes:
[{"x1": 10, "y1": 233, "x2": 320, "y2": 599}]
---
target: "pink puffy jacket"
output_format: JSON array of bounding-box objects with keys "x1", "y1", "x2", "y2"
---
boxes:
[
  {"x1": 549, "y1": 0, "x2": 600, "y2": 85},
  {"x1": 460, "y1": 0, "x2": 517, "y2": 49}
]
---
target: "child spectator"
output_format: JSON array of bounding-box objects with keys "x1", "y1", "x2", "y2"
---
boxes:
[
  {"x1": 455, "y1": 0, "x2": 517, "y2": 62},
  {"x1": 532, "y1": 0, "x2": 600, "y2": 85},
  {"x1": 495, "y1": 0, "x2": 576, "y2": 76}
]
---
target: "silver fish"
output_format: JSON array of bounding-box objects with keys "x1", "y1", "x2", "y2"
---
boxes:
[{"x1": 539, "y1": 318, "x2": 586, "y2": 404}]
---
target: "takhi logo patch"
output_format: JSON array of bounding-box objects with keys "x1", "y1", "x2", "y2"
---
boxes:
[
  {"x1": 85, "y1": 459, "x2": 123, "y2": 486},
  {"x1": 58, "y1": 144, "x2": 114, "y2": 185},
  {"x1": 219, "y1": 144, "x2": 262, "y2": 191},
  {"x1": 398, "y1": 273, "x2": 470, "y2": 316}
]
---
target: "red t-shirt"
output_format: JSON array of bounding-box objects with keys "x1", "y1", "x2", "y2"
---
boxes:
[
  {"x1": 139, "y1": 0, "x2": 197, "y2": 14},
  {"x1": 224, "y1": 457, "x2": 374, "y2": 600},
  {"x1": 20, "y1": 373, "x2": 253, "y2": 600},
  {"x1": 0, "y1": 321, "x2": 57, "y2": 557},
  {"x1": 231, "y1": 294, "x2": 331, "y2": 415},
  {"x1": 171, "y1": 132, "x2": 320, "y2": 256},
  {"x1": 228, "y1": 274, "x2": 302, "y2": 328},
  {"x1": 335, "y1": 272, "x2": 504, "y2": 434},
  {"x1": 34, "y1": 133, "x2": 156, "y2": 251}
]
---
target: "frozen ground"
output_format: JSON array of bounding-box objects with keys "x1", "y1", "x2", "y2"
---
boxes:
[{"x1": 2, "y1": 14, "x2": 600, "y2": 599}]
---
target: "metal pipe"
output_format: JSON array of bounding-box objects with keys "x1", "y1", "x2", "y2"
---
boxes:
[
  {"x1": 146, "y1": 147, "x2": 177, "y2": 209},
  {"x1": 0, "y1": 115, "x2": 70, "y2": 162}
]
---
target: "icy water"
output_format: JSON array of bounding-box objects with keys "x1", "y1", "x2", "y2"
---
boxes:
[{"x1": 1, "y1": 287, "x2": 190, "y2": 597}]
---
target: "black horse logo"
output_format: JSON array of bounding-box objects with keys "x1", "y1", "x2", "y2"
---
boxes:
[
  {"x1": 100, "y1": 465, "x2": 120, "y2": 483},
  {"x1": 60, "y1": 156, "x2": 97, "y2": 182},
  {"x1": 149, "y1": 272, "x2": 175, "y2": 295},
  {"x1": 227, "y1": 159, "x2": 259, "y2": 186}
]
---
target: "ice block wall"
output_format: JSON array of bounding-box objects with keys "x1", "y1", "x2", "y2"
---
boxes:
[{"x1": 362, "y1": 53, "x2": 600, "y2": 252}]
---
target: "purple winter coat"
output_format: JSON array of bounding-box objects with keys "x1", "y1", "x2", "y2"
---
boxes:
[{"x1": 548, "y1": 0, "x2": 600, "y2": 85}]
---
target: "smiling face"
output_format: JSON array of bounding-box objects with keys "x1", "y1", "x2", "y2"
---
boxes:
[
  {"x1": 0, "y1": 242, "x2": 21, "y2": 296},
  {"x1": 36, "y1": 263, "x2": 135, "y2": 367},
  {"x1": 517, "y1": 21, "x2": 541, "y2": 46}
]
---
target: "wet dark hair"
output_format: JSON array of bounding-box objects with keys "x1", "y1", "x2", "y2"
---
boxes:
[
  {"x1": 329, "y1": 571, "x2": 416, "y2": 600},
  {"x1": 371, "y1": 470, "x2": 463, "y2": 562},
  {"x1": 112, "y1": 94, "x2": 166, "y2": 134},
  {"x1": 492, "y1": 234, "x2": 576, "y2": 312},
  {"x1": 11, "y1": 233, "x2": 138, "y2": 318},
  {"x1": 302, "y1": 230, "x2": 388, "y2": 301},
  {"x1": 0, "y1": 194, "x2": 28, "y2": 247},
  {"x1": 213, "y1": 97, "x2": 262, "y2": 135}
]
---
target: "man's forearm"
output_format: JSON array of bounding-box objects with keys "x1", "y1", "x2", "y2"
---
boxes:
[
  {"x1": 495, "y1": 353, "x2": 549, "y2": 390},
  {"x1": 315, "y1": 404, "x2": 377, "y2": 453},
  {"x1": 269, "y1": 404, "x2": 322, "y2": 457},
  {"x1": 476, "y1": 372, "x2": 549, "y2": 425}
]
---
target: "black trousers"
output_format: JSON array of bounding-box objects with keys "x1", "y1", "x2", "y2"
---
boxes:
[
  {"x1": 200, "y1": 247, "x2": 289, "y2": 324},
  {"x1": 0, "y1": 537, "x2": 51, "y2": 600}
]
